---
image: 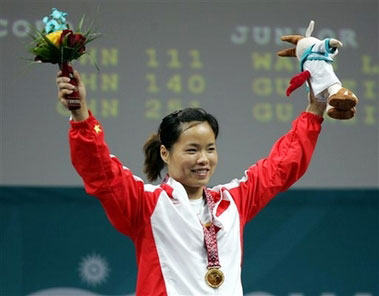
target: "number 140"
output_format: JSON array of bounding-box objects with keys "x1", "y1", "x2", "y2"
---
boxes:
[{"x1": 146, "y1": 74, "x2": 206, "y2": 94}]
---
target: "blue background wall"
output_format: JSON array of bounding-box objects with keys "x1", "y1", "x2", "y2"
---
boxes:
[{"x1": 1, "y1": 188, "x2": 377, "y2": 295}]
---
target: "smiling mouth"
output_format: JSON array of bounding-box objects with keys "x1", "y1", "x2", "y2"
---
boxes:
[{"x1": 191, "y1": 169, "x2": 210, "y2": 176}]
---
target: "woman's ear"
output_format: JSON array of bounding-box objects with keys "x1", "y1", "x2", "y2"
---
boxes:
[{"x1": 160, "y1": 145, "x2": 169, "y2": 164}]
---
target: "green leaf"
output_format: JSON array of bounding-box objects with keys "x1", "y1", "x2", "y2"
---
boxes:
[{"x1": 77, "y1": 15, "x2": 85, "y2": 33}]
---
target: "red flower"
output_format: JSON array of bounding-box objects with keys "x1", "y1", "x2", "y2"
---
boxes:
[
  {"x1": 59, "y1": 29, "x2": 72, "y2": 44},
  {"x1": 71, "y1": 33, "x2": 86, "y2": 53},
  {"x1": 59, "y1": 29, "x2": 87, "y2": 53}
]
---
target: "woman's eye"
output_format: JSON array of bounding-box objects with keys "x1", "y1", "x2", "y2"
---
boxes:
[{"x1": 186, "y1": 149, "x2": 196, "y2": 153}]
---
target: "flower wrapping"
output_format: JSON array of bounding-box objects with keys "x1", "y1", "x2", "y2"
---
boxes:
[{"x1": 29, "y1": 8, "x2": 100, "y2": 110}]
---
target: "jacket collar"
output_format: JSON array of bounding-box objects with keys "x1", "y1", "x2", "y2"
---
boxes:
[{"x1": 161, "y1": 177, "x2": 230, "y2": 230}]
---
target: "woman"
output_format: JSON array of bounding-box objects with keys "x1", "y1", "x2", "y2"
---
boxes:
[{"x1": 57, "y1": 70, "x2": 326, "y2": 295}]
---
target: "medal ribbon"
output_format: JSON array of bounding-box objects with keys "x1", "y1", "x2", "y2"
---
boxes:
[{"x1": 202, "y1": 188, "x2": 221, "y2": 269}]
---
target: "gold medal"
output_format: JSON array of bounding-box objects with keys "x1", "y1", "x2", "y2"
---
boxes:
[{"x1": 205, "y1": 268, "x2": 224, "y2": 288}]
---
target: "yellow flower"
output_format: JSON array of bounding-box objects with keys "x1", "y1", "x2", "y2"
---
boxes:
[{"x1": 46, "y1": 30, "x2": 63, "y2": 46}]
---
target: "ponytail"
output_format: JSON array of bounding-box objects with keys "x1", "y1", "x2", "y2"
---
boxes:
[{"x1": 143, "y1": 133, "x2": 165, "y2": 182}]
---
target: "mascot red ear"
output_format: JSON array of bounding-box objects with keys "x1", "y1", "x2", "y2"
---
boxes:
[
  {"x1": 286, "y1": 70, "x2": 310, "y2": 96},
  {"x1": 277, "y1": 20, "x2": 359, "y2": 120}
]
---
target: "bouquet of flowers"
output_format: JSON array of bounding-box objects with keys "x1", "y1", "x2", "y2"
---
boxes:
[{"x1": 29, "y1": 8, "x2": 100, "y2": 110}]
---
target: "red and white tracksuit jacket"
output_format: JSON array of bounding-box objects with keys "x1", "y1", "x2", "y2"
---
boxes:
[{"x1": 69, "y1": 111, "x2": 323, "y2": 296}]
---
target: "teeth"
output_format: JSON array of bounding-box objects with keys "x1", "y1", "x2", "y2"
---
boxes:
[{"x1": 194, "y1": 169, "x2": 208, "y2": 175}]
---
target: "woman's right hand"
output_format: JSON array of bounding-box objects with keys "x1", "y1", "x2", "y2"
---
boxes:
[{"x1": 56, "y1": 70, "x2": 89, "y2": 121}]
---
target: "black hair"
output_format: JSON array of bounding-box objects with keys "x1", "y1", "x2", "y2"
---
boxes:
[{"x1": 143, "y1": 108, "x2": 219, "y2": 182}]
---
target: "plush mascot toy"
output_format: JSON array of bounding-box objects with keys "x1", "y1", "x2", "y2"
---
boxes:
[{"x1": 277, "y1": 20, "x2": 358, "y2": 119}]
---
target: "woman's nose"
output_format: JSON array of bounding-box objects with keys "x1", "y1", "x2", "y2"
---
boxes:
[{"x1": 197, "y1": 151, "x2": 209, "y2": 164}]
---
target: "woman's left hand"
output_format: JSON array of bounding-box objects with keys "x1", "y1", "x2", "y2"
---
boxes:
[{"x1": 305, "y1": 80, "x2": 327, "y2": 117}]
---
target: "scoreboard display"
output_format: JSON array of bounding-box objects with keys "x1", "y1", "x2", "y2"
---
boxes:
[{"x1": 1, "y1": 0, "x2": 378, "y2": 187}]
